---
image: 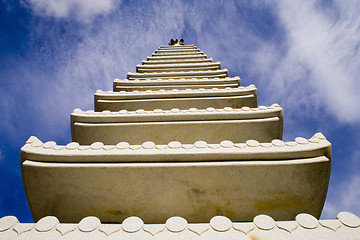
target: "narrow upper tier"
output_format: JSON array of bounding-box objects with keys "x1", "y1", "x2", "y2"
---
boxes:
[
  {"x1": 142, "y1": 58, "x2": 214, "y2": 64},
  {"x1": 127, "y1": 46, "x2": 230, "y2": 80},
  {"x1": 127, "y1": 69, "x2": 229, "y2": 79},
  {"x1": 113, "y1": 76, "x2": 240, "y2": 91},
  {"x1": 147, "y1": 54, "x2": 207, "y2": 61},
  {"x1": 155, "y1": 48, "x2": 200, "y2": 53},
  {"x1": 151, "y1": 51, "x2": 205, "y2": 56},
  {"x1": 95, "y1": 86, "x2": 257, "y2": 111},
  {"x1": 136, "y1": 62, "x2": 221, "y2": 73}
]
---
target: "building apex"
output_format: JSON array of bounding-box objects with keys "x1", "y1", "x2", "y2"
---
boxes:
[{"x1": 168, "y1": 38, "x2": 184, "y2": 46}]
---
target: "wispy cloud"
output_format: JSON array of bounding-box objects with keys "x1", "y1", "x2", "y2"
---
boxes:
[
  {"x1": 24, "y1": 0, "x2": 119, "y2": 23},
  {"x1": 270, "y1": 0, "x2": 360, "y2": 123}
]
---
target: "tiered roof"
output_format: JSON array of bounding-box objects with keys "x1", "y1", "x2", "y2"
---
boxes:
[{"x1": 19, "y1": 42, "x2": 332, "y2": 231}]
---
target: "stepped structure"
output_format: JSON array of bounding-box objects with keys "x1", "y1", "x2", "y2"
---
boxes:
[
  {"x1": 6, "y1": 40, "x2": 358, "y2": 238},
  {"x1": 21, "y1": 41, "x2": 331, "y2": 223}
]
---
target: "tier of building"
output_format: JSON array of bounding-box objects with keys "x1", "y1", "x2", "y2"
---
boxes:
[{"x1": 20, "y1": 43, "x2": 331, "y2": 224}]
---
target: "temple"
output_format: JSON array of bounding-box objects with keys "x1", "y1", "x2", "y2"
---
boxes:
[{"x1": 1, "y1": 40, "x2": 359, "y2": 239}]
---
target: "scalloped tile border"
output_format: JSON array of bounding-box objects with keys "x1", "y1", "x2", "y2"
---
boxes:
[
  {"x1": 113, "y1": 76, "x2": 240, "y2": 83},
  {"x1": 23, "y1": 132, "x2": 326, "y2": 154},
  {"x1": 1, "y1": 212, "x2": 359, "y2": 238},
  {"x1": 95, "y1": 85, "x2": 256, "y2": 96},
  {"x1": 72, "y1": 104, "x2": 281, "y2": 116}
]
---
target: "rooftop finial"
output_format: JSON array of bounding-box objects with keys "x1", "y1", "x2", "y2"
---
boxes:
[{"x1": 168, "y1": 38, "x2": 184, "y2": 46}]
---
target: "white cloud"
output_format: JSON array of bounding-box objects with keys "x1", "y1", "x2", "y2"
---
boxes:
[
  {"x1": 25, "y1": 0, "x2": 118, "y2": 22},
  {"x1": 270, "y1": 0, "x2": 360, "y2": 123}
]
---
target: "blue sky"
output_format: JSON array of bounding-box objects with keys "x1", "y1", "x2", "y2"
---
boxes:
[{"x1": 0, "y1": 0, "x2": 359, "y2": 222}]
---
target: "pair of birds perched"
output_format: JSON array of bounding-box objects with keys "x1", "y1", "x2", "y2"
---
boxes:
[{"x1": 168, "y1": 38, "x2": 185, "y2": 45}]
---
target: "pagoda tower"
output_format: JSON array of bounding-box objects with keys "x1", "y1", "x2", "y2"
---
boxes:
[{"x1": 20, "y1": 39, "x2": 331, "y2": 224}]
